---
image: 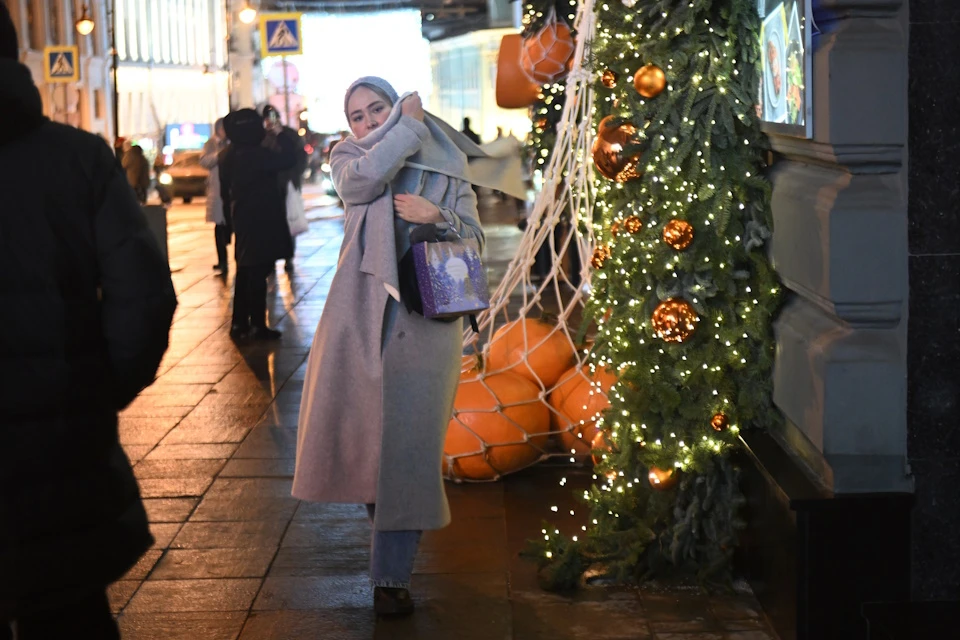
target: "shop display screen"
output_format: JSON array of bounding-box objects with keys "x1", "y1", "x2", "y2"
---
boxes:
[
  {"x1": 165, "y1": 123, "x2": 211, "y2": 150},
  {"x1": 757, "y1": 0, "x2": 812, "y2": 138}
]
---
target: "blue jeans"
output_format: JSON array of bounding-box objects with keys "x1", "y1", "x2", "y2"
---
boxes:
[{"x1": 365, "y1": 504, "x2": 421, "y2": 589}]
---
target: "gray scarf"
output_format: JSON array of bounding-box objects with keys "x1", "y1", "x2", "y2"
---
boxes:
[{"x1": 344, "y1": 77, "x2": 525, "y2": 199}]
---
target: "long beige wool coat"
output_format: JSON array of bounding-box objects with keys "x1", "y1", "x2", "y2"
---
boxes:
[{"x1": 293, "y1": 98, "x2": 485, "y2": 531}]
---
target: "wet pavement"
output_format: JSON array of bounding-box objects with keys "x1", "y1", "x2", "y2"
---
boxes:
[{"x1": 112, "y1": 189, "x2": 780, "y2": 639}]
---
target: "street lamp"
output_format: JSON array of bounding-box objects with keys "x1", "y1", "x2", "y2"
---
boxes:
[
  {"x1": 75, "y1": 6, "x2": 95, "y2": 35},
  {"x1": 238, "y1": 2, "x2": 257, "y2": 24}
]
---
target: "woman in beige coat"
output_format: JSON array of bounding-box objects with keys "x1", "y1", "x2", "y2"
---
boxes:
[{"x1": 293, "y1": 77, "x2": 484, "y2": 616}]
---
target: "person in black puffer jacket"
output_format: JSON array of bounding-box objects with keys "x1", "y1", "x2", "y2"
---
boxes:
[
  {"x1": 220, "y1": 108, "x2": 296, "y2": 340},
  {"x1": 0, "y1": 5, "x2": 178, "y2": 638}
]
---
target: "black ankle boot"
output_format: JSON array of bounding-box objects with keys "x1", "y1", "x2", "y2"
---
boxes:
[
  {"x1": 249, "y1": 326, "x2": 282, "y2": 341},
  {"x1": 373, "y1": 586, "x2": 414, "y2": 616}
]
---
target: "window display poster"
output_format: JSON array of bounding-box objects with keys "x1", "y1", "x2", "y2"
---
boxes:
[
  {"x1": 165, "y1": 123, "x2": 211, "y2": 150},
  {"x1": 757, "y1": 0, "x2": 812, "y2": 138}
]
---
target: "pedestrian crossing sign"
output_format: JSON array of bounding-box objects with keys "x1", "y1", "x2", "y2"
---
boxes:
[
  {"x1": 43, "y1": 45, "x2": 80, "y2": 83},
  {"x1": 260, "y1": 12, "x2": 303, "y2": 57}
]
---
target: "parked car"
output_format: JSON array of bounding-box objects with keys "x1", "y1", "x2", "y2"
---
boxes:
[{"x1": 157, "y1": 150, "x2": 208, "y2": 204}]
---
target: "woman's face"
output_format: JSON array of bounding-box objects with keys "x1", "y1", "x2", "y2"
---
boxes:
[{"x1": 346, "y1": 86, "x2": 392, "y2": 139}]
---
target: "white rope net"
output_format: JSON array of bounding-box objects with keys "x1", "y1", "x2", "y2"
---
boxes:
[{"x1": 444, "y1": 0, "x2": 604, "y2": 482}]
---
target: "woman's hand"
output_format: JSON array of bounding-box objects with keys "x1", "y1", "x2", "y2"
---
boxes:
[
  {"x1": 400, "y1": 92, "x2": 425, "y2": 122},
  {"x1": 394, "y1": 194, "x2": 443, "y2": 224}
]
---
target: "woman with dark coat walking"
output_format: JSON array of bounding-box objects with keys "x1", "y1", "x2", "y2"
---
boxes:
[
  {"x1": 0, "y1": 7, "x2": 178, "y2": 637},
  {"x1": 262, "y1": 104, "x2": 308, "y2": 272},
  {"x1": 219, "y1": 108, "x2": 297, "y2": 340}
]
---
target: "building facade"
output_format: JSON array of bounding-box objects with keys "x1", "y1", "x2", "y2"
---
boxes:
[
  {"x1": 5, "y1": 0, "x2": 229, "y2": 150},
  {"x1": 429, "y1": 27, "x2": 532, "y2": 144}
]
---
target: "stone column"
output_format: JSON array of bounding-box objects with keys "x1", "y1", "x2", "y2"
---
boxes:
[
  {"x1": 769, "y1": 0, "x2": 911, "y2": 494},
  {"x1": 227, "y1": 0, "x2": 258, "y2": 109},
  {"x1": 906, "y1": 0, "x2": 960, "y2": 602}
]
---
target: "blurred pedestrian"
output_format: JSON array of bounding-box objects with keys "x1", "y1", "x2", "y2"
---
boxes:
[
  {"x1": 219, "y1": 108, "x2": 297, "y2": 341},
  {"x1": 0, "y1": 6, "x2": 178, "y2": 638},
  {"x1": 461, "y1": 116, "x2": 481, "y2": 145},
  {"x1": 262, "y1": 104, "x2": 308, "y2": 273},
  {"x1": 122, "y1": 143, "x2": 150, "y2": 204},
  {"x1": 200, "y1": 117, "x2": 231, "y2": 273}
]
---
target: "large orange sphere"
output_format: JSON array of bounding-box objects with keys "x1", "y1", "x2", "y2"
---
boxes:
[
  {"x1": 486, "y1": 318, "x2": 576, "y2": 388},
  {"x1": 444, "y1": 372, "x2": 551, "y2": 481},
  {"x1": 520, "y1": 21, "x2": 576, "y2": 84},
  {"x1": 496, "y1": 34, "x2": 541, "y2": 109},
  {"x1": 548, "y1": 364, "x2": 618, "y2": 458},
  {"x1": 592, "y1": 116, "x2": 643, "y2": 182}
]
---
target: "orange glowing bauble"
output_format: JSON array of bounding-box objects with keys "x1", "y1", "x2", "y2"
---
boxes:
[
  {"x1": 548, "y1": 365, "x2": 618, "y2": 458},
  {"x1": 662, "y1": 219, "x2": 694, "y2": 250},
  {"x1": 633, "y1": 64, "x2": 667, "y2": 99},
  {"x1": 711, "y1": 413, "x2": 729, "y2": 432},
  {"x1": 591, "y1": 245, "x2": 611, "y2": 269},
  {"x1": 624, "y1": 215, "x2": 642, "y2": 234},
  {"x1": 591, "y1": 430, "x2": 616, "y2": 466},
  {"x1": 648, "y1": 466, "x2": 678, "y2": 490},
  {"x1": 601, "y1": 68, "x2": 618, "y2": 88},
  {"x1": 610, "y1": 221, "x2": 621, "y2": 236},
  {"x1": 520, "y1": 20, "x2": 576, "y2": 84},
  {"x1": 592, "y1": 116, "x2": 643, "y2": 182},
  {"x1": 651, "y1": 298, "x2": 699, "y2": 343}
]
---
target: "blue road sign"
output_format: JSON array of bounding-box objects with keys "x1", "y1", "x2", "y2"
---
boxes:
[
  {"x1": 44, "y1": 45, "x2": 79, "y2": 83},
  {"x1": 260, "y1": 13, "x2": 303, "y2": 57}
]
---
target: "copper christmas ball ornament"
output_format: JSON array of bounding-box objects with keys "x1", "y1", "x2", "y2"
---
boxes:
[
  {"x1": 624, "y1": 215, "x2": 642, "y2": 234},
  {"x1": 591, "y1": 430, "x2": 615, "y2": 466},
  {"x1": 651, "y1": 298, "x2": 699, "y2": 343},
  {"x1": 648, "y1": 466, "x2": 678, "y2": 490},
  {"x1": 711, "y1": 413, "x2": 729, "y2": 432},
  {"x1": 610, "y1": 221, "x2": 621, "y2": 236},
  {"x1": 601, "y1": 68, "x2": 618, "y2": 88},
  {"x1": 633, "y1": 64, "x2": 667, "y2": 99},
  {"x1": 591, "y1": 245, "x2": 612, "y2": 269},
  {"x1": 534, "y1": 117, "x2": 549, "y2": 130},
  {"x1": 592, "y1": 116, "x2": 644, "y2": 183},
  {"x1": 662, "y1": 219, "x2": 694, "y2": 250}
]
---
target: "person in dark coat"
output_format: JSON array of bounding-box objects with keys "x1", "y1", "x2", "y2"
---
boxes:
[
  {"x1": 262, "y1": 104, "x2": 308, "y2": 273},
  {"x1": 220, "y1": 108, "x2": 297, "y2": 341},
  {"x1": 121, "y1": 143, "x2": 150, "y2": 203},
  {"x1": 461, "y1": 117, "x2": 481, "y2": 145},
  {"x1": 0, "y1": 6, "x2": 178, "y2": 638}
]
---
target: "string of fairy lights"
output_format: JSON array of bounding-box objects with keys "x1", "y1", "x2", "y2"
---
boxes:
[{"x1": 535, "y1": 0, "x2": 781, "y2": 569}]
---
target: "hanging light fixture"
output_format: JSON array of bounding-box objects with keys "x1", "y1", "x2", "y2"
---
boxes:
[
  {"x1": 75, "y1": 5, "x2": 95, "y2": 35},
  {"x1": 238, "y1": 2, "x2": 257, "y2": 24}
]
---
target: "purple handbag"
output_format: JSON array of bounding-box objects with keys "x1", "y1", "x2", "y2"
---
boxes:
[{"x1": 411, "y1": 235, "x2": 490, "y2": 319}]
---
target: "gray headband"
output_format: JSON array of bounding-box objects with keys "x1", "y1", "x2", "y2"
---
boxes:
[{"x1": 343, "y1": 76, "x2": 400, "y2": 117}]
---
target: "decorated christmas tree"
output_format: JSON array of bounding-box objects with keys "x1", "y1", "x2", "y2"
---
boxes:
[{"x1": 534, "y1": 0, "x2": 782, "y2": 586}]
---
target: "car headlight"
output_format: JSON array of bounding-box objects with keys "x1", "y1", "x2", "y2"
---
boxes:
[{"x1": 158, "y1": 172, "x2": 173, "y2": 185}]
